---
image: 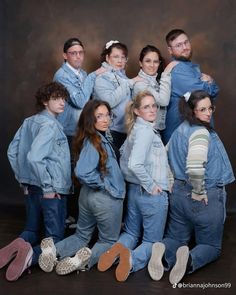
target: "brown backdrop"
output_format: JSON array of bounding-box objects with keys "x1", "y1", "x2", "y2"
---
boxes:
[{"x1": 1, "y1": 0, "x2": 235, "y2": 211}]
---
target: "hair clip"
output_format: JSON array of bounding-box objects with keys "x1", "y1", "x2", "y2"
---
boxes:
[
  {"x1": 105, "y1": 40, "x2": 119, "y2": 49},
  {"x1": 183, "y1": 91, "x2": 191, "y2": 102}
]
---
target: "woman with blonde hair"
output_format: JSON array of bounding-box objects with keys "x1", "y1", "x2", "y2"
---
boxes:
[{"x1": 97, "y1": 90, "x2": 169, "y2": 282}]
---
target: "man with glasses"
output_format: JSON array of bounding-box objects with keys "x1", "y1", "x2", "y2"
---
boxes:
[
  {"x1": 53, "y1": 38, "x2": 106, "y2": 227},
  {"x1": 161, "y1": 29, "x2": 219, "y2": 145}
]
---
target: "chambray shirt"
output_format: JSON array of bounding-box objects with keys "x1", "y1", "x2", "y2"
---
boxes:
[
  {"x1": 7, "y1": 110, "x2": 71, "y2": 194},
  {"x1": 162, "y1": 60, "x2": 219, "y2": 145},
  {"x1": 54, "y1": 63, "x2": 97, "y2": 136}
]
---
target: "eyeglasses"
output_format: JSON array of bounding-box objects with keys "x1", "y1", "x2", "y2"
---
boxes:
[
  {"x1": 195, "y1": 106, "x2": 216, "y2": 113},
  {"x1": 96, "y1": 114, "x2": 113, "y2": 122},
  {"x1": 109, "y1": 55, "x2": 128, "y2": 62},
  {"x1": 170, "y1": 39, "x2": 190, "y2": 49},
  {"x1": 139, "y1": 103, "x2": 159, "y2": 112},
  {"x1": 67, "y1": 50, "x2": 85, "y2": 57}
]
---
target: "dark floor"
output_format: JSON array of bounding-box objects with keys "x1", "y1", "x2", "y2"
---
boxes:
[{"x1": 0, "y1": 202, "x2": 235, "y2": 295}]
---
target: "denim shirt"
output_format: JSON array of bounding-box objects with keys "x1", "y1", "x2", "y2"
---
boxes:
[
  {"x1": 7, "y1": 110, "x2": 71, "y2": 194},
  {"x1": 93, "y1": 62, "x2": 134, "y2": 133},
  {"x1": 168, "y1": 121, "x2": 235, "y2": 188},
  {"x1": 120, "y1": 117, "x2": 169, "y2": 193},
  {"x1": 162, "y1": 60, "x2": 220, "y2": 144},
  {"x1": 54, "y1": 63, "x2": 97, "y2": 136},
  {"x1": 133, "y1": 70, "x2": 171, "y2": 130},
  {"x1": 74, "y1": 133, "x2": 126, "y2": 199}
]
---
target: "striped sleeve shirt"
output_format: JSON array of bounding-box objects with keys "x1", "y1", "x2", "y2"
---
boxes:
[{"x1": 186, "y1": 128, "x2": 210, "y2": 201}]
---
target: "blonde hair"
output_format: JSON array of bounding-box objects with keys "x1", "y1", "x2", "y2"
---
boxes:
[{"x1": 125, "y1": 90, "x2": 155, "y2": 135}]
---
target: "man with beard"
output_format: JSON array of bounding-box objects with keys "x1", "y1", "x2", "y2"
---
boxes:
[{"x1": 161, "y1": 29, "x2": 219, "y2": 145}]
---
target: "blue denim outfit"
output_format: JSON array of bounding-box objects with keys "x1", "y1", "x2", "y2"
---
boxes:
[
  {"x1": 162, "y1": 60, "x2": 219, "y2": 144},
  {"x1": 133, "y1": 70, "x2": 171, "y2": 130},
  {"x1": 93, "y1": 62, "x2": 134, "y2": 148},
  {"x1": 54, "y1": 63, "x2": 97, "y2": 136},
  {"x1": 163, "y1": 121, "x2": 235, "y2": 273},
  {"x1": 7, "y1": 110, "x2": 71, "y2": 265},
  {"x1": 119, "y1": 117, "x2": 169, "y2": 272},
  {"x1": 55, "y1": 133, "x2": 125, "y2": 268}
]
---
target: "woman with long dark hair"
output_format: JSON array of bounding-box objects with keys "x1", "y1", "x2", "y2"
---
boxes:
[
  {"x1": 148, "y1": 90, "x2": 235, "y2": 285},
  {"x1": 39, "y1": 100, "x2": 125, "y2": 275}
]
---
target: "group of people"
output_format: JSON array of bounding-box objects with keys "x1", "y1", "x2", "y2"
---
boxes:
[{"x1": 0, "y1": 29, "x2": 234, "y2": 286}]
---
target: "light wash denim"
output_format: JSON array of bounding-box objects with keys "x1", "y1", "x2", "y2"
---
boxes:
[
  {"x1": 120, "y1": 117, "x2": 169, "y2": 193},
  {"x1": 54, "y1": 63, "x2": 97, "y2": 136},
  {"x1": 133, "y1": 70, "x2": 171, "y2": 130},
  {"x1": 55, "y1": 132, "x2": 125, "y2": 268},
  {"x1": 75, "y1": 133, "x2": 126, "y2": 199},
  {"x1": 163, "y1": 180, "x2": 227, "y2": 273},
  {"x1": 20, "y1": 185, "x2": 67, "y2": 265},
  {"x1": 93, "y1": 62, "x2": 134, "y2": 134},
  {"x1": 163, "y1": 122, "x2": 235, "y2": 273},
  {"x1": 7, "y1": 110, "x2": 71, "y2": 194},
  {"x1": 162, "y1": 60, "x2": 219, "y2": 144},
  {"x1": 56, "y1": 185, "x2": 123, "y2": 268},
  {"x1": 168, "y1": 121, "x2": 235, "y2": 188},
  {"x1": 118, "y1": 183, "x2": 168, "y2": 272}
]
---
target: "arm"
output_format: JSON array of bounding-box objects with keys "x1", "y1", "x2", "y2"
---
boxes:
[
  {"x1": 74, "y1": 140, "x2": 105, "y2": 190},
  {"x1": 27, "y1": 123, "x2": 57, "y2": 194},
  {"x1": 54, "y1": 70, "x2": 96, "y2": 109},
  {"x1": 128, "y1": 128, "x2": 160, "y2": 194},
  {"x1": 186, "y1": 128, "x2": 210, "y2": 204},
  {"x1": 172, "y1": 63, "x2": 219, "y2": 98},
  {"x1": 94, "y1": 74, "x2": 132, "y2": 108},
  {"x1": 7, "y1": 127, "x2": 21, "y2": 179}
]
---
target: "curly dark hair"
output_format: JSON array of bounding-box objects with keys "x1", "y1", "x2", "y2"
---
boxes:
[
  {"x1": 179, "y1": 89, "x2": 215, "y2": 131},
  {"x1": 35, "y1": 82, "x2": 69, "y2": 112}
]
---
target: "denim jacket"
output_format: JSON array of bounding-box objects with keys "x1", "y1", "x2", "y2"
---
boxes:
[
  {"x1": 168, "y1": 121, "x2": 235, "y2": 188},
  {"x1": 93, "y1": 62, "x2": 134, "y2": 133},
  {"x1": 54, "y1": 63, "x2": 97, "y2": 136},
  {"x1": 120, "y1": 117, "x2": 169, "y2": 193},
  {"x1": 162, "y1": 60, "x2": 220, "y2": 144},
  {"x1": 74, "y1": 133, "x2": 125, "y2": 199},
  {"x1": 7, "y1": 110, "x2": 71, "y2": 194},
  {"x1": 133, "y1": 70, "x2": 171, "y2": 130}
]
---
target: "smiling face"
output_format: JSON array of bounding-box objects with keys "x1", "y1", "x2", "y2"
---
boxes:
[
  {"x1": 63, "y1": 44, "x2": 85, "y2": 69},
  {"x1": 106, "y1": 47, "x2": 127, "y2": 70},
  {"x1": 134, "y1": 95, "x2": 158, "y2": 122},
  {"x1": 194, "y1": 97, "x2": 214, "y2": 123},
  {"x1": 168, "y1": 33, "x2": 192, "y2": 61},
  {"x1": 94, "y1": 105, "x2": 111, "y2": 132},
  {"x1": 139, "y1": 51, "x2": 160, "y2": 76}
]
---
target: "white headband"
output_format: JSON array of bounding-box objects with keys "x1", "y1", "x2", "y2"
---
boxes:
[
  {"x1": 105, "y1": 40, "x2": 119, "y2": 49},
  {"x1": 183, "y1": 92, "x2": 191, "y2": 102}
]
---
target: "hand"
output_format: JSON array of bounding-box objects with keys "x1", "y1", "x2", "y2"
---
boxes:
[
  {"x1": 164, "y1": 61, "x2": 179, "y2": 73},
  {"x1": 132, "y1": 75, "x2": 144, "y2": 83},
  {"x1": 151, "y1": 185, "x2": 163, "y2": 195},
  {"x1": 95, "y1": 66, "x2": 107, "y2": 75},
  {"x1": 201, "y1": 73, "x2": 213, "y2": 83},
  {"x1": 43, "y1": 192, "x2": 61, "y2": 199}
]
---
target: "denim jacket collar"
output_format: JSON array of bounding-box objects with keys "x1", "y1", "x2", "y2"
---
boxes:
[
  {"x1": 138, "y1": 69, "x2": 157, "y2": 83},
  {"x1": 135, "y1": 116, "x2": 156, "y2": 130},
  {"x1": 101, "y1": 62, "x2": 126, "y2": 78},
  {"x1": 40, "y1": 110, "x2": 63, "y2": 131}
]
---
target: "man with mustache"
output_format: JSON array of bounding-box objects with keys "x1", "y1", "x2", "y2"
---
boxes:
[{"x1": 162, "y1": 29, "x2": 219, "y2": 145}]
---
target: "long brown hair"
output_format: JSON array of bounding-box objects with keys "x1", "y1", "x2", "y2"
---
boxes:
[{"x1": 73, "y1": 99, "x2": 111, "y2": 176}]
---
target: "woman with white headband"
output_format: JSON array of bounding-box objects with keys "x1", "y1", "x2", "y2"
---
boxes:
[
  {"x1": 93, "y1": 40, "x2": 142, "y2": 150},
  {"x1": 148, "y1": 90, "x2": 234, "y2": 285}
]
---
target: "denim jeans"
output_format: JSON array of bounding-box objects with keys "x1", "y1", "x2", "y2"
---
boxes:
[
  {"x1": 163, "y1": 180, "x2": 225, "y2": 273},
  {"x1": 56, "y1": 184, "x2": 123, "y2": 268},
  {"x1": 118, "y1": 183, "x2": 168, "y2": 272},
  {"x1": 20, "y1": 185, "x2": 67, "y2": 265}
]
